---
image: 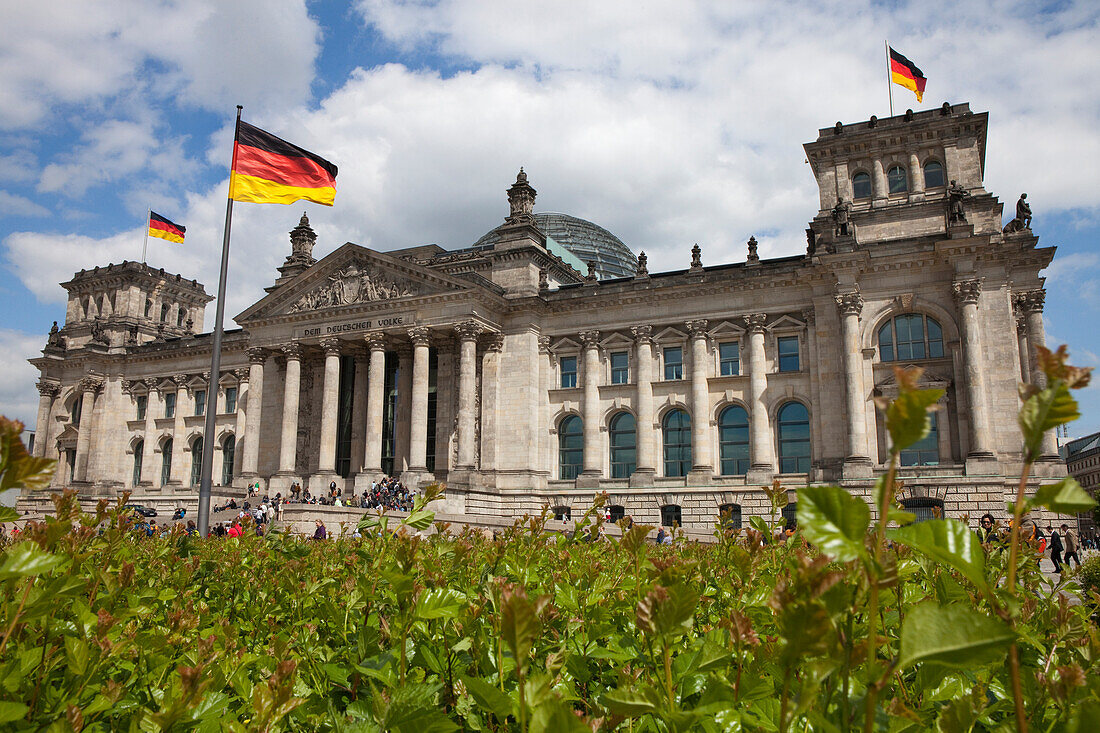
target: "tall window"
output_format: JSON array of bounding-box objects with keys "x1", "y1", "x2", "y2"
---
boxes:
[
  {"x1": 777, "y1": 402, "x2": 811, "y2": 474},
  {"x1": 190, "y1": 438, "x2": 203, "y2": 487},
  {"x1": 664, "y1": 347, "x2": 683, "y2": 380},
  {"x1": 194, "y1": 390, "x2": 206, "y2": 417},
  {"x1": 777, "y1": 336, "x2": 800, "y2": 372},
  {"x1": 923, "y1": 160, "x2": 945, "y2": 188},
  {"x1": 610, "y1": 351, "x2": 629, "y2": 384},
  {"x1": 719, "y1": 342, "x2": 740, "y2": 376},
  {"x1": 609, "y1": 412, "x2": 637, "y2": 478},
  {"x1": 136, "y1": 395, "x2": 147, "y2": 420},
  {"x1": 164, "y1": 392, "x2": 176, "y2": 418},
  {"x1": 160, "y1": 439, "x2": 173, "y2": 486},
  {"x1": 887, "y1": 165, "x2": 908, "y2": 194},
  {"x1": 901, "y1": 497, "x2": 945, "y2": 522},
  {"x1": 660, "y1": 504, "x2": 682, "y2": 528},
  {"x1": 224, "y1": 386, "x2": 237, "y2": 414},
  {"x1": 900, "y1": 412, "x2": 940, "y2": 466},
  {"x1": 71, "y1": 396, "x2": 82, "y2": 427},
  {"x1": 160, "y1": 303, "x2": 169, "y2": 322},
  {"x1": 782, "y1": 502, "x2": 798, "y2": 530},
  {"x1": 132, "y1": 440, "x2": 143, "y2": 486},
  {"x1": 663, "y1": 409, "x2": 692, "y2": 477},
  {"x1": 852, "y1": 172, "x2": 872, "y2": 199},
  {"x1": 718, "y1": 503, "x2": 742, "y2": 530},
  {"x1": 559, "y1": 415, "x2": 583, "y2": 480},
  {"x1": 177, "y1": 308, "x2": 185, "y2": 327},
  {"x1": 718, "y1": 405, "x2": 750, "y2": 476},
  {"x1": 560, "y1": 356, "x2": 578, "y2": 388},
  {"x1": 221, "y1": 435, "x2": 235, "y2": 486},
  {"x1": 878, "y1": 314, "x2": 944, "y2": 362},
  {"x1": 144, "y1": 299, "x2": 152, "y2": 317}
]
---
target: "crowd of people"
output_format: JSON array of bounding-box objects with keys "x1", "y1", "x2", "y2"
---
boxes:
[{"x1": 975, "y1": 513, "x2": 1098, "y2": 573}]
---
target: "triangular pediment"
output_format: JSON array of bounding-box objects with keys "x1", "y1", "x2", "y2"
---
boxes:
[
  {"x1": 767, "y1": 314, "x2": 806, "y2": 331},
  {"x1": 235, "y1": 243, "x2": 477, "y2": 323}
]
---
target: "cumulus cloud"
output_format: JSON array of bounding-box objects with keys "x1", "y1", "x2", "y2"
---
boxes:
[
  {"x1": 0, "y1": 192, "x2": 49, "y2": 218},
  {"x1": 0, "y1": 329, "x2": 45, "y2": 426}
]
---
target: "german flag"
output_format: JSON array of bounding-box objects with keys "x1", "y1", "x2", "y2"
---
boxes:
[
  {"x1": 230, "y1": 121, "x2": 338, "y2": 206},
  {"x1": 148, "y1": 211, "x2": 185, "y2": 244},
  {"x1": 889, "y1": 47, "x2": 927, "y2": 103}
]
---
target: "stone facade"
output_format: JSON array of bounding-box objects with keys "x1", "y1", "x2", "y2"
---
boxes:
[{"x1": 24, "y1": 103, "x2": 1066, "y2": 529}]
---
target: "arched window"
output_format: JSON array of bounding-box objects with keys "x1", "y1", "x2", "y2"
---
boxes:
[
  {"x1": 160, "y1": 303, "x2": 169, "y2": 322},
  {"x1": 132, "y1": 440, "x2": 143, "y2": 486},
  {"x1": 160, "y1": 439, "x2": 173, "y2": 486},
  {"x1": 144, "y1": 299, "x2": 152, "y2": 318},
  {"x1": 900, "y1": 412, "x2": 939, "y2": 467},
  {"x1": 777, "y1": 402, "x2": 810, "y2": 474},
  {"x1": 900, "y1": 496, "x2": 944, "y2": 522},
  {"x1": 782, "y1": 502, "x2": 798, "y2": 530},
  {"x1": 190, "y1": 438, "x2": 203, "y2": 487},
  {"x1": 558, "y1": 415, "x2": 583, "y2": 480},
  {"x1": 887, "y1": 165, "x2": 908, "y2": 194},
  {"x1": 662, "y1": 409, "x2": 692, "y2": 477},
  {"x1": 852, "y1": 172, "x2": 872, "y2": 200},
  {"x1": 718, "y1": 405, "x2": 750, "y2": 476},
  {"x1": 878, "y1": 314, "x2": 944, "y2": 362},
  {"x1": 177, "y1": 308, "x2": 185, "y2": 327},
  {"x1": 719, "y1": 503, "x2": 742, "y2": 530},
  {"x1": 608, "y1": 505, "x2": 626, "y2": 523},
  {"x1": 609, "y1": 412, "x2": 636, "y2": 478},
  {"x1": 923, "y1": 160, "x2": 945, "y2": 189},
  {"x1": 221, "y1": 435, "x2": 236, "y2": 486},
  {"x1": 70, "y1": 395, "x2": 82, "y2": 427},
  {"x1": 553, "y1": 506, "x2": 572, "y2": 521},
  {"x1": 661, "y1": 504, "x2": 682, "y2": 528}
]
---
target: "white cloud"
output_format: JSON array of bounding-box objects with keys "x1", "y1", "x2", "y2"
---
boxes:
[
  {"x1": 0, "y1": 191, "x2": 49, "y2": 218},
  {"x1": 0, "y1": 329, "x2": 45, "y2": 426}
]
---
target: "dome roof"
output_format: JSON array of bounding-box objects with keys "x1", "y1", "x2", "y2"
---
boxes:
[{"x1": 474, "y1": 212, "x2": 637, "y2": 280}]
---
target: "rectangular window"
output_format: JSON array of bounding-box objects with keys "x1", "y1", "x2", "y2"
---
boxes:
[
  {"x1": 164, "y1": 392, "x2": 176, "y2": 418},
  {"x1": 610, "y1": 351, "x2": 629, "y2": 384},
  {"x1": 719, "y1": 342, "x2": 740, "y2": 376},
  {"x1": 664, "y1": 347, "x2": 683, "y2": 380},
  {"x1": 136, "y1": 395, "x2": 147, "y2": 421},
  {"x1": 560, "y1": 356, "x2": 578, "y2": 388},
  {"x1": 224, "y1": 386, "x2": 237, "y2": 414},
  {"x1": 778, "y1": 336, "x2": 800, "y2": 372},
  {"x1": 194, "y1": 390, "x2": 206, "y2": 417}
]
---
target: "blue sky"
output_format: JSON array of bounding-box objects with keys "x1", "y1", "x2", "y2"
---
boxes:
[{"x1": 1, "y1": 0, "x2": 1099, "y2": 441}]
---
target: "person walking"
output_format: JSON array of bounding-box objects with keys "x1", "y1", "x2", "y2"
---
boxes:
[
  {"x1": 1049, "y1": 525, "x2": 1064, "y2": 573},
  {"x1": 1062, "y1": 523, "x2": 1082, "y2": 569}
]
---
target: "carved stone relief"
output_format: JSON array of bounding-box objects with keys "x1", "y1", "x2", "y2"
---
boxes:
[{"x1": 289, "y1": 264, "x2": 420, "y2": 312}]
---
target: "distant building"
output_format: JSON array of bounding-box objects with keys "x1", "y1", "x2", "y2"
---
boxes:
[
  {"x1": 1065, "y1": 431, "x2": 1100, "y2": 539},
  {"x1": 22, "y1": 103, "x2": 1068, "y2": 529}
]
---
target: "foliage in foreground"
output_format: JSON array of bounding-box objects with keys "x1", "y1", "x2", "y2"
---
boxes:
[{"x1": 0, "y1": 348, "x2": 1098, "y2": 732}]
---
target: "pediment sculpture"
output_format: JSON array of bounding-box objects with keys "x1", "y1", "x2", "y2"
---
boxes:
[{"x1": 289, "y1": 264, "x2": 421, "y2": 312}]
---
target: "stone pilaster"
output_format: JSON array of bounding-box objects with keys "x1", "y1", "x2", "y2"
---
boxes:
[
  {"x1": 744, "y1": 314, "x2": 774, "y2": 480},
  {"x1": 169, "y1": 374, "x2": 188, "y2": 485},
  {"x1": 241, "y1": 348, "x2": 265, "y2": 479},
  {"x1": 363, "y1": 334, "x2": 386, "y2": 475},
  {"x1": 72, "y1": 376, "x2": 103, "y2": 482},
  {"x1": 1014, "y1": 313, "x2": 1031, "y2": 384},
  {"x1": 33, "y1": 381, "x2": 59, "y2": 458},
  {"x1": 953, "y1": 279, "x2": 994, "y2": 460},
  {"x1": 686, "y1": 319, "x2": 713, "y2": 479},
  {"x1": 835, "y1": 289, "x2": 871, "y2": 475},
  {"x1": 407, "y1": 327, "x2": 432, "y2": 475},
  {"x1": 455, "y1": 321, "x2": 481, "y2": 469},
  {"x1": 538, "y1": 335, "x2": 552, "y2": 477},
  {"x1": 579, "y1": 329, "x2": 602, "y2": 484},
  {"x1": 277, "y1": 342, "x2": 302, "y2": 476},
  {"x1": 908, "y1": 152, "x2": 924, "y2": 195},
  {"x1": 232, "y1": 368, "x2": 248, "y2": 481},
  {"x1": 1016, "y1": 289, "x2": 1059, "y2": 457},
  {"x1": 317, "y1": 338, "x2": 342, "y2": 475},
  {"x1": 630, "y1": 325, "x2": 656, "y2": 485},
  {"x1": 140, "y1": 379, "x2": 160, "y2": 485}
]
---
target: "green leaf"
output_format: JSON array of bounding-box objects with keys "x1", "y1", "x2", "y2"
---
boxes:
[
  {"x1": 0, "y1": 542, "x2": 65, "y2": 580},
  {"x1": 885, "y1": 387, "x2": 945, "y2": 452},
  {"x1": 0, "y1": 416, "x2": 55, "y2": 492},
  {"x1": 600, "y1": 687, "x2": 659, "y2": 716},
  {"x1": 898, "y1": 602, "x2": 1014, "y2": 670},
  {"x1": 500, "y1": 589, "x2": 541, "y2": 668},
  {"x1": 416, "y1": 588, "x2": 465, "y2": 620},
  {"x1": 1019, "y1": 381, "x2": 1078, "y2": 462},
  {"x1": 462, "y1": 675, "x2": 513, "y2": 720},
  {"x1": 796, "y1": 485, "x2": 870, "y2": 562},
  {"x1": 0, "y1": 506, "x2": 18, "y2": 523},
  {"x1": 0, "y1": 701, "x2": 29, "y2": 723},
  {"x1": 749, "y1": 515, "x2": 770, "y2": 536},
  {"x1": 888, "y1": 519, "x2": 990, "y2": 594},
  {"x1": 404, "y1": 509, "x2": 436, "y2": 530},
  {"x1": 1029, "y1": 476, "x2": 1098, "y2": 515}
]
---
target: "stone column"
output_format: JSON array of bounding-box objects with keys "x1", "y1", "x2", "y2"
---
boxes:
[
  {"x1": 631, "y1": 325, "x2": 656, "y2": 481},
  {"x1": 141, "y1": 379, "x2": 160, "y2": 485},
  {"x1": 908, "y1": 153, "x2": 924, "y2": 194},
  {"x1": 72, "y1": 376, "x2": 102, "y2": 482},
  {"x1": 363, "y1": 334, "x2": 386, "y2": 473},
  {"x1": 277, "y1": 343, "x2": 302, "y2": 474},
  {"x1": 744, "y1": 314, "x2": 775, "y2": 476},
  {"x1": 33, "y1": 381, "x2": 59, "y2": 457},
  {"x1": 580, "y1": 330, "x2": 602, "y2": 479},
  {"x1": 349, "y1": 348, "x2": 368, "y2": 473},
  {"x1": 1014, "y1": 314, "x2": 1031, "y2": 384},
  {"x1": 169, "y1": 374, "x2": 188, "y2": 484},
  {"x1": 872, "y1": 156, "x2": 888, "y2": 203},
  {"x1": 233, "y1": 369, "x2": 248, "y2": 479},
  {"x1": 686, "y1": 319, "x2": 713, "y2": 476},
  {"x1": 538, "y1": 335, "x2": 552, "y2": 476},
  {"x1": 408, "y1": 327, "x2": 431, "y2": 473},
  {"x1": 395, "y1": 346, "x2": 413, "y2": 473},
  {"x1": 835, "y1": 290, "x2": 871, "y2": 468},
  {"x1": 241, "y1": 348, "x2": 265, "y2": 478},
  {"x1": 1017, "y1": 289, "x2": 1059, "y2": 457},
  {"x1": 954, "y1": 279, "x2": 994, "y2": 458},
  {"x1": 455, "y1": 321, "x2": 481, "y2": 469},
  {"x1": 317, "y1": 338, "x2": 342, "y2": 474}
]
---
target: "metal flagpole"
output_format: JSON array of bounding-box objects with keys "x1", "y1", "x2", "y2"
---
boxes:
[
  {"x1": 197, "y1": 104, "x2": 243, "y2": 538},
  {"x1": 142, "y1": 209, "x2": 150, "y2": 264},
  {"x1": 885, "y1": 40, "x2": 894, "y2": 117}
]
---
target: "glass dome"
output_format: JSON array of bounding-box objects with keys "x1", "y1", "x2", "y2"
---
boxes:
[{"x1": 474, "y1": 212, "x2": 637, "y2": 280}]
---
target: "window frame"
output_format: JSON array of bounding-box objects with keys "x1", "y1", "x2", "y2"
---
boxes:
[
  {"x1": 190, "y1": 438, "x2": 203, "y2": 487},
  {"x1": 718, "y1": 341, "x2": 740, "y2": 376},
  {"x1": 160, "y1": 439, "x2": 173, "y2": 486},
  {"x1": 660, "y1": 504, "x2": 682, "y2": 528},
  {"x1": 852, "y1": 171, "x2": 872, "y2": 200},
  {"x1": 663, "y1": 346, "x2": 684, "y2": 381},
  {"x1": 718, "y1": 502, "x2": 742, "y2": 530},
  {"x1": 609, "y1": 411, "x2": 637, "y2": 478},
  {"x1": 164, "y1": 392, "x2": 176, "y2": 419},
  {"x1": 718, "y1": 404, "x2": 750, "y2": 476},
  {"x1": 559, "y1": 355, "x2": 578, "y2": 389},
  {"x1": 610, "y1": 351, "x2": 629, "y2": 385},
  {"x1": 132, "y1": 440, "x2": 143, "y2": 486},
  {"x1": 662, "y1": 408, "x2": 692, "y2": 477},
  {"x1": 224, "y1": 386, "x2": 237, "y2": 414},
  {"x1": 877, "y1": 314, "x2": 945, "y2": 363},
  {"x1": 194, "y1": 389, "x2": 206, "y2": 417},
  {"x1": 777, "y1": 401, "x2": 811, "y2": 474},
  {"x1": 221, "y1": 435, "x2": 236, "y2": 486},
  {"x1": 899, "y1": 411, "x2": 940, "y2": 467},
  {"x1": 923, "y1": 160, "x2": 945, "y2": 189},
  {"x1": 776, "y1": 335, "x2": 800, "y2": 373},
  {"x1": 136, "y1": 394, "x2": 147, "y2": 421},
  {"x1": 558, "y1": 414, "x2": 583, "y2": 480},
  {"x1": 887, "y1": 164, "x2": 908, "y2": 195}
]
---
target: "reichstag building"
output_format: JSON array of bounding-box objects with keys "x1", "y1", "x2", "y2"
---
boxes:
[{"x1": 24, "y1": 103, "x2": 1063, "y2": 528}]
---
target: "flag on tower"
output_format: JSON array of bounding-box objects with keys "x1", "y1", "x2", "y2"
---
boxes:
[
  {"x1": 148, "y1": 211, "x2": 186, "y2": 243},
  {"x1": 888, "y1": 46, "x2": 927, "y2": 102},
  {"x1": 229, "y1": 121, "x2": 338, "y2": 206}
]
